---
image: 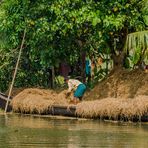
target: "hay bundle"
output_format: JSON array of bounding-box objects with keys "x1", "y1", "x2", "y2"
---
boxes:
[
  {"x1": 75, "y1": 100, "x2": 97, "y2": 118},
  {"x1": 11, "y1": 88, "x2": 69, "y2": 114},
  {"x1": 121, "y1": 96, "x2": 148, "y2": 119},
  {"x1": 76, "y1": 98, "x2": 123, "y2": 119},
  {"x1": 96, "y1": 98, "x2": 122, "y2": 119},
  {"x1": 76, "y1": 95, "x2": 148, "y2": 121},
  {"x1": 55, "y1": 90, "x2": 73, "y2": 105}
]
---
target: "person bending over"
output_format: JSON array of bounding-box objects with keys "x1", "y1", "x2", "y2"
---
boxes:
[{"x1": 65, "y1": 77, "x2": 86, "y2": 104}]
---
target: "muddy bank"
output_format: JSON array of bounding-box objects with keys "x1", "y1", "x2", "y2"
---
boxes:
[{"x1": 84, "y1": 69, "x2": 148, "y2": 100}]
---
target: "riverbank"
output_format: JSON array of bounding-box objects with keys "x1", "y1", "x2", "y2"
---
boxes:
[{"x1": 7, "y1": 69, "x2": 148, "y2": 121}]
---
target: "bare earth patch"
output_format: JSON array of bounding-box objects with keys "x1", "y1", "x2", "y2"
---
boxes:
[{"x1": 84, "y1": 68, "x2": 148, "y2": 100}]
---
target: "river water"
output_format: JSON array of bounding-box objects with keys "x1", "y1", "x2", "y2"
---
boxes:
[{"x1": 0, "y1": 113, "x2": 148, "y2": 148}]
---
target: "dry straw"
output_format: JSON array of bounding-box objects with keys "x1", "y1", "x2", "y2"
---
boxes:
[
  {"x1": 11, "y1": 88, "x2": 69, "y2": 114},
  {"x1": 76, "y1": 95, "x2": 148, "y2": 121},
  {"x1": 11, "y1": 88, "x2": 148, "y2": 121}
]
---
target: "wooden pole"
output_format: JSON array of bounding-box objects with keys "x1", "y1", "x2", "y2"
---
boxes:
[{"x1": 4, "y1": 28, "x2": 26, "y2": 113}]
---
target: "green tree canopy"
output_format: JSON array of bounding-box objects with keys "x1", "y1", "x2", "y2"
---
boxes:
[{"x1": 0, "y1": 0, "x2": 147, "y2": 91}]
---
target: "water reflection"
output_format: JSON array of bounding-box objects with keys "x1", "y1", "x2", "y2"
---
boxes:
[{"x1": 0, "y1": 114, "x2": 148, "y2": 148}]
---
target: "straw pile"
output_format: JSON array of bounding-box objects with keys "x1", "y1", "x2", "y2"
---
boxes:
[
  {"x1": 5, "y1": 87, "x2": 25, "y2": 97},
  {"x1": 10, "y1": 88, "x2": 71, "y2": 114},
  {"x1": 76, "y1": 95, "x2": 148, "y2": 121},
  {"x1": 10, "y1": 69, "x2": 148, "y2": 121},
  {"x1": 84, "y1": 69, "x2": 148, "y2": 100}
]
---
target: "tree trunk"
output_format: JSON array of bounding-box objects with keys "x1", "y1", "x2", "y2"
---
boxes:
[
  {"x1": 111, "y1": 51, "x2": 125, "y2": 69},
  {"x1": 51, "y1": 66, "x2": 55, "y2": 88},
  {"x1": 77, "y1": 40, "x2": 86, "y2": 83}
]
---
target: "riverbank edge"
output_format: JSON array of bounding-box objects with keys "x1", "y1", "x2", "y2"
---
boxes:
[{"x1": 1, "y1": 105, "x2": 148, "y2": 122}]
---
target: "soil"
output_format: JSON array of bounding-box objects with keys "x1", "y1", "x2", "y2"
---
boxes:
[
  {"x1": 9, "y1": 68, "x2": 148, "y2": 103},
  {"x1": 84, "y1": 68, "x2": 148, "y2": 100}
]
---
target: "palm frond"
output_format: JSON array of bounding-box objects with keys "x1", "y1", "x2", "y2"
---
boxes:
[
  {"x1": 124, "y1": 31, "x2": 148, "y2": 65},
  {"x1": 124, "y1": 31, "x2": 148, "y2": 52}
]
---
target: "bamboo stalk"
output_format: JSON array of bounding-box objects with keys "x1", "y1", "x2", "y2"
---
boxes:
[
  {"x1": 4, "y1": 28, "x2": 26, "y2": 113},
  {"x1": 0, "y1": 94, "x2": 11, "y2": 102}
]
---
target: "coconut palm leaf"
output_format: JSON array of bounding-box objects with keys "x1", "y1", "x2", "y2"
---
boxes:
[
  {"x1": 124, "y1": 31, "x2": 148, "y2": 52},
  {"x1": 124, "y1": 31, "x2": 148, "y2": 65}
]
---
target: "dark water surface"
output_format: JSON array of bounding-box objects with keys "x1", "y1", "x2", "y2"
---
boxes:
[{"x1": 0, "y1": 114, "x2": 148, "y2": 148}]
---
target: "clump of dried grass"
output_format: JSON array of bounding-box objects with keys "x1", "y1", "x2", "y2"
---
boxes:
[
  {"x1": 11, "y1": 88, "x2": 148, "y2": 121},
  {"x1": 121, "y1": 96, "x2": 148, "y2": 120},
  {"x1": 76, "y1": 98, "x2": 123, "y2": 119},
  {"x1": 11, "y1": 88, "x2": 69, "y2": 114},
  {"x1": 76, "y1": 95, "x2": 148, "y2": 121}
]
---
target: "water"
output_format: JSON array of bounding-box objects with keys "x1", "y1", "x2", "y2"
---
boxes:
[{"x1": 0, "y1": 114, "x2": 148, "y2": 148}]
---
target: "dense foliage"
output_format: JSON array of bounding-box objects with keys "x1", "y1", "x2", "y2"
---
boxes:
[{"x1": 0, "y1": 0, "x2": 147, "y2": 91}]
